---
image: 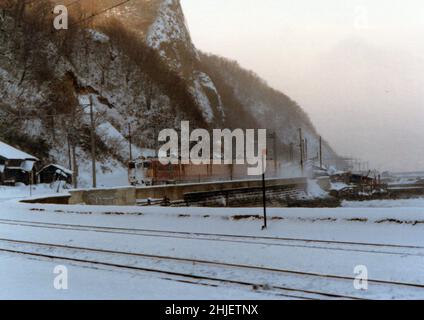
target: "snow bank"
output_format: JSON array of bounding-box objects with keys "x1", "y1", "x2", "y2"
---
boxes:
[
  {"x1": 0, "y1": 184, "x2": 67, "y2": 203},
  {"x1": 343, "y1": 198, "x2": 424, "y2": 208},
  {"x1": 4, "y1": 199, "x2": 424, "y2": 228},
  {"x1": 307, "y1": 180, "x2": 328, "y2": 198}
]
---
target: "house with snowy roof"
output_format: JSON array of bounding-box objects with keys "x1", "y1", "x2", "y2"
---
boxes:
[
  {"x1": 0, "y1": 140, "x2": 38, "y2": 185},
  {"x1": 37, "y1": 164, "x2": 73, "y2": 185}
]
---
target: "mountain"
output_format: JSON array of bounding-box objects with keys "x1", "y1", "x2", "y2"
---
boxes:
[
  {"x1": 114, "y1": 0, "x2": 334, "y2": 153},
  {"x1": 0, "y1": 0, "x2": 337, "y2": 186},
  {"x1": 112, "y1": 0, "x2": 226, "y2": 124}
]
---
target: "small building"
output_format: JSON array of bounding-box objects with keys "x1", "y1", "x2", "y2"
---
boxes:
[
  {"x1": 0, "y1": 141, "x2": 38, "y2": 185},
  {"x1": 37, "y1": 164, "x2": 73, "y2": 185},
  {"x1": 350, "y1": 172, "x2": 375, "y2": 185},
  {"x1": 312, "y1": 165, "x2": 329, "y2": 178}
]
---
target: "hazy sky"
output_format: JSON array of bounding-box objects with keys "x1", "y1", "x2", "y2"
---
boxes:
[{"x1": 181, "y1": 0, "x2": 424, "y2": 172}]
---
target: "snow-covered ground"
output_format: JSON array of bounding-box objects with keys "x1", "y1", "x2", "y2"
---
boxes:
[
  {"x1": 343, "y1": 198, "x2": 424, "y2": 208},
  {"x1": 0, "y1": 253, "x2": 275, "y2": 300},
  {"x1": 0, "y1": 184, "x2": 67, "y2": 202},
  {"x1": 1, "y1": 186, "x2": 424, "y2": 300}
]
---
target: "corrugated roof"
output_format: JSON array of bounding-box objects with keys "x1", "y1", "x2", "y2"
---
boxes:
[{"x1": 0, "y1": 140, "x2": 38, "y2": 161}]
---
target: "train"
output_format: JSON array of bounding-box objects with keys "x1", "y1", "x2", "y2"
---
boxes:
[{"x1": 128, "y1": 158, "x2": 283, "y2": 186}]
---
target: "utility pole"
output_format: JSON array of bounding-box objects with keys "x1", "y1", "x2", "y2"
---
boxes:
[
  {"x1": 298, "y1": 128, "x2": 304, "y2": 174},
  {"x1": 261, "y1": 150, "x2": 268, "y2": 230},
  {"x1": 67, "y1": 134, "x2": 72, "y2": 170},
  {"x1": 68, "y1": 105, "x2": 78, "y2": 189},
  {"x1": 29, "y1": 173, "x2": 32, "y2": 197},
  {"x1": 68, "y1": 132, "x2": 78, "y2": 188},
  {"x1": 304, "y1": 138, "x2": 308, "y2": 162},
  {"x1": 89, "y1": 96, "x2": 97, "y2": 189},
  {"x1": 128, "y1": 122, "x2": 133, "y2": 162},
  {"x1": 71, "y1": 142, "x2": 78, "y2": 189},
  {"x1": 319, "y1": 136, "x2": 323, "y2": 168}
]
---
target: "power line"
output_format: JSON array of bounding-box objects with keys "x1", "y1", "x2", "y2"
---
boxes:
[
  {"x1": 67, "y1": 0, "x2": 133, "y2": 27},
  {"x1": 0, "y1": 105, "x2": 95, "y2": 123},
  {"x1": 24, "y1": 0, "x2": 82, "y2": 9},
  {"x1": 63, "y1": 0, "x2": 84, "y2": 8},
  {"x1": 15, "y1": 0, "x2": 133, "y2": 28}
]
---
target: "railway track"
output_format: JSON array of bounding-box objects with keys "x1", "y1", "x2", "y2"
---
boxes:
[
  {"x1": 2, "y1": 218, "x2": 424, "y2": 299},
  {"x1": 1, "y1": 238, "x2": 423, "y2": 299},
  {"x1": 0, "y1": 237, "x2": 363, "y2": 300},
  {"x1": 1, "y1": 218, "x2": 424, "y2": 257}
]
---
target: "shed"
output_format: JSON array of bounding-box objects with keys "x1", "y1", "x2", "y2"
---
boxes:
[
  {"x1": 37, "y1": 164, "x2": 73, "y2": 185},
  {"x1": 0, "y1": 140, "x2": 38, "y2": 185}
]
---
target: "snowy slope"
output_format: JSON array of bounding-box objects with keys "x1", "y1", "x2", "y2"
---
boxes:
[{"x1": 144, "y1": 0, "x2": 225, "y2": 123}]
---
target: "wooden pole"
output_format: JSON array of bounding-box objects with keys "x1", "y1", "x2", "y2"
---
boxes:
[
  {"x1": 67, "y1": 134, "x2": 72, "y2": 170},
  {"x1": 304, "y1": 138, "x2": 308, "y2": 162},
  {"x1": 29, "y1": 171, "x2": 32, "y2": 197},
  {"x1": 128, "y1": 123, "x2": 133, "y2": 162},
  {"x1": 89, "y1": 96, "x2": 97, "y2": 188},
  {"x1": 261, "y1": 151, "x2": 267, "y2": 230},
  {"x1": 70, "y1": 105, "x2": 78, "y2": 189},
  {"x1": 299, "y1": 128, "x2": 304, "y2": 174},
  {"x1": 71, "y1": 143, "x2": 78, "y2": 189}
]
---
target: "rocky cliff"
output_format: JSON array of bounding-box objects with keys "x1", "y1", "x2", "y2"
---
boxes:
[{"x1": 0, "y1": 0, "x2": 337, "y2": 186}]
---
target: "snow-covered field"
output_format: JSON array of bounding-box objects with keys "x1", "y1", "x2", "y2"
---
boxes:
[
  {"x1": 343, "y1": 198, "x2": 424, "y2": 208},
  {"x1": 1, "y1": 185, "x2": 424, "y2": 300}
]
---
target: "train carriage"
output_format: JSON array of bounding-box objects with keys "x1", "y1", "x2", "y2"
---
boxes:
[{"x1": 128, "y1": 158, "x2": 280, "y2": 186}]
